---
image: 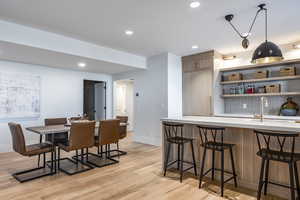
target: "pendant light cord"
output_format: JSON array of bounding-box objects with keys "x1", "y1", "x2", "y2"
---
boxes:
[
  {"x1": 226, "y1": 5, "x2": 266, "y2": 39},
  {"x1": 265, "y1": 8, "x2": 268, "y2": 42}
]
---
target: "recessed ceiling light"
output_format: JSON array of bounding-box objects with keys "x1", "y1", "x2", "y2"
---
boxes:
[
  {"x1": 192, "y1": 45, "x2": 199, "y2": 49},
  {"x1": 293, "y1": 43, "x2": 300, "y2": 49},
  {"x1": 78, "y1": 62, "x2": 86, "y2": 68},
  {"x1": 190, "y1": 1, "x2": 200, "y2": 8},
  {"x1": 222, "y1": 55, "x2": 237, "y2": 60},
  {"x1": 125, "y1": 30, "x2": 134, "y2": 35}
]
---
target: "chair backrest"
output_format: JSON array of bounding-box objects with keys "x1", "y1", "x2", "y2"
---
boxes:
[
  {"x1": 162, "y1": 122, "x2": 184, "y2": 140},
  {"x1": 8, "y1": 123, "x2": 26, "y2": 155},
  {"x1": 45, "y1": 118, "x2": 67, "y2": 126},
  {"x1": 116, "y1": 116, "x2": 128, "y2": 139},
  {"x1": 254, "y1": 130, "x2": 299, "y2": 161},
  {"x1": 69, "y1": 121, "x2": 95, "y2": 149},
  {"x1": 97, "y1": 119, "x2": 120, "y2": 145},
  {"x1": 197, "y1": 126, "x2": 225, "y2": 145},
  {"x1": 116, "y1": 116, "x2": 128, "y2": 123}
]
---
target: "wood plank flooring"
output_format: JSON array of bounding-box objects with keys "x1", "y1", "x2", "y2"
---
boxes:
[{"x1": 0, "y1": 133, "x2": 284, "y2": 200}]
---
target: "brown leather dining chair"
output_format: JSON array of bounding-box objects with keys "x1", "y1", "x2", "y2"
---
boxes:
[
  {"x1": 44, "y1": 118, "x2": 68, "y2": 144},
  {"x1": 8, "y1": 122, "x2": 54, "y2": 182},
  {"x1": 57, "y1": 121, "x2": 95, "y2": 175},
  {"x1": 85, "y1": 119, "x2": 120, "y2": 168},
  {"x1": 37, "y1": 118, "x2": 68, "y2": 167}
]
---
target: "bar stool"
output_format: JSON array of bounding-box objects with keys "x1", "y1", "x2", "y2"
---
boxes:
[
  {"x1": 197, "y1": 126, "x2": 237, "y2": 197},
  {"x1": 163, "y1": 122, "x2": 197, "y2": 183},
  {"x1": 254, "y1": 130, "x2": 300, "y2": 200}
]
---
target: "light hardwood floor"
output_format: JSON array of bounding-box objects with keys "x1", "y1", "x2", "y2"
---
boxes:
[{"x1": 0, "y1": 133, "x2": 284, "y2": 200}]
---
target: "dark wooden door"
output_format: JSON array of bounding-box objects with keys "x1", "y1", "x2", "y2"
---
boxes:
[
  {"x1": 84, "y1": 80, "x2": 96, "y2": 120},
  {"x1": 84, "y1": 80, "x2": 107, "y2": 120}
]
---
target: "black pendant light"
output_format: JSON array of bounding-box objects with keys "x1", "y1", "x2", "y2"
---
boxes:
[
  {"x1": 251, "y1": 5, "x2": 283, "y2": 64},
  {"x1": 225, "y1": 4, "x2": 283, "y2": 64}
]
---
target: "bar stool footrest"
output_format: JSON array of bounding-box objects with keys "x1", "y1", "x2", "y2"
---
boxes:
[
  {"x1": 267, "y1": 180, "x2": 298, "y2": 190},
  {"x1": 166, "y1": 160, "x2": 196, "y2": 173}
]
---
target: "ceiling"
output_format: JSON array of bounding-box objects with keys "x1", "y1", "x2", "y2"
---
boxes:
[
  {"x1": 0, "y1": 0, "x2": 299, "y2": 57},
  {"x1": 0, "y1": 41, "x2": 135, "y2": 74}
]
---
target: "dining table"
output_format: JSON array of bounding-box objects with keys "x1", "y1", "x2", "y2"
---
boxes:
[{"x1": 26, "y1": 121, "x2": 129, "y2": 174}]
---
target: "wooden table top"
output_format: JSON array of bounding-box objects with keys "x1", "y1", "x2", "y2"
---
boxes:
[
  {"x1": 26, "y1": 125, "x2": 69, "y2": 135},
  {"x1": 26, "y1": 122, "x2": 129, "y2": 135}
]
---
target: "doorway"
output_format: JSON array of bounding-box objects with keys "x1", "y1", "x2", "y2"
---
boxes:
[
  {"x1": 83, "y1": 80, "x2": 106, "y2": 120},
  {"x1": 113, "y1": 79, "x2": 134, "y2": 132}
]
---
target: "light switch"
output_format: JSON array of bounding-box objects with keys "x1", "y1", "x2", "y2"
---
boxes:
[{"x1": 242, "y1": 104, "x2": 247, "y2": 109}]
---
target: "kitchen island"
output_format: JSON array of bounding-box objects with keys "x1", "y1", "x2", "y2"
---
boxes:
[{"x1": 161, "y1": 116, "x2": 300, "y2": 198}]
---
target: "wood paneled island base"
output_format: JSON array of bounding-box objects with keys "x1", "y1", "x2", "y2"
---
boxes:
[{"x1": 162, "y1": 116, "x2": 300, "y2": 199}]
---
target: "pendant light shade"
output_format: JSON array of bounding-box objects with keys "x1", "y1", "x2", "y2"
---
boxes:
[{"x1": 251, "y1": 41, "x2": 283, "y2": 64}]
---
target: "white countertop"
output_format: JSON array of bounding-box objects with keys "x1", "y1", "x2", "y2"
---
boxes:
[
  {"x1": 161, "y1": 116, "x2": 300, "y2": 132},
  {"x1": 215, "y1": 113, "x2": 300, "y2": 121}
]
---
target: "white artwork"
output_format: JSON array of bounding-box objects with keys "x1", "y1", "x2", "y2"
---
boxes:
[{"x1": 0, "y1": 72, "x2": 40, "y2": 119}]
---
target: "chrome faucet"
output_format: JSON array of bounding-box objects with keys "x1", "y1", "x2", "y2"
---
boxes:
[{"x1": 254, "y1": 97, "x2": 268, "y2": 122}]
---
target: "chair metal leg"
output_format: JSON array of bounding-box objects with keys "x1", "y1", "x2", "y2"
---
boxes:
[
  {"x1": 190, "y1": 141, "x2": 197, "y2": 176},
  {"x1": 86, "y1": 148, "x2": 89, "y2": 161},
  {"x1": 289, "y1": 163, "x2": 296, "y2": 200},
  {"x1": 257, "y1": 159, "x2": 266, "y2": 200},
  {"x1": 81, "y1": 149, "x2": 84, "y2": 162},
  {"x1": 294, "y1": 162, "x2": 300, "y2": 199},
  {"x1": 76, "y1": 150, "x2": 79, "y2": 165},
  {"x1": 211, "y1": 150, "x2": 215, "y2": 180},
  {"x1": 51, "y1": 147, "x2": 54, "y2": 173},
  {"x1": 177, "y1": 144, "x2": 180, "y2": 170},
  {"x1": 229, "y1": 146, "x2": 238, "y2": 188},
  {"x1": 199, "y1": 147, "x2": 207, "y2": 188},
  {"x1": 37, "y1": 135, "x2": 43, "y2": 167},
  {"x1": 58, "y1": 147, "x2": 60, "y2": 169},
  {"x1": 221, "y1": 149, "x2": 224, "y2": 197},
  {"x1": 264, "y1": 160, "x2": 270, "y2": 195},
  {"x1": 43, "y1": 152, "x2": 46, "y2": 168},
  {"x1": 180, "y1": 143, "x2": 184, "y2": 183},
  {"x1": 164, "y1": 142, "x2": 171, "y2": 176}
]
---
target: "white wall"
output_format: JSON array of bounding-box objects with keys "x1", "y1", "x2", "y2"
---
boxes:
[
  {"x1": 0, "y1": 60, "x2": 112, "y2": 152},
  {"x1": 113, "y1": 53, "x2": 182, "y2": 146},
  {"x1": 167, "y1": 54, "x2": 183, "y2": 117}
]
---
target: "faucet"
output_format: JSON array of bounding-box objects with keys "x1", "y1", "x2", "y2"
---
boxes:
[{"x1": 254, "y1": 97, "x2": 268, "y2": 122}]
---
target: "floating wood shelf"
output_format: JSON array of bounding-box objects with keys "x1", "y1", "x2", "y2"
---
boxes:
[
  {"x1": 220, "y1": 75, "x2": 300, "y2": 85},
  {"x1": 221, "y1": 92, "x2": 300, "y2": 98},
  {"x1": 220, "y1": 58, "x2": 300, "y2": 72}
]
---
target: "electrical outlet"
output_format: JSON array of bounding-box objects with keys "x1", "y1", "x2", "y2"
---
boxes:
[{"x1": 243, "y1": 104, "x2": 247, "y2": 109}]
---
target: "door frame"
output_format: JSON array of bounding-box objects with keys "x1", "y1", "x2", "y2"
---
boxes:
[{"x1": 83, "y1": 79, "x2": 107, "y2": 120}]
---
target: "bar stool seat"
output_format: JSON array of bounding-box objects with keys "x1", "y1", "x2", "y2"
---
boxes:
[
  {"x1": 257, "y1": 148, "x2": 300, "y2": 163},
  {"x1": 167, "y1": 136, "x2": 193, "y2": 144}
]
